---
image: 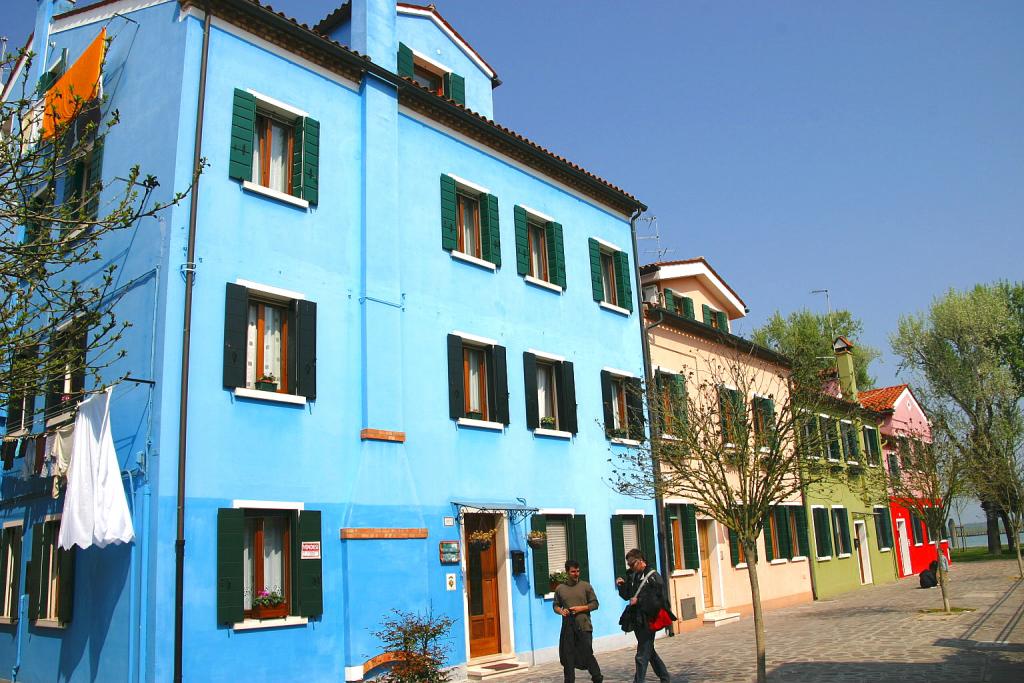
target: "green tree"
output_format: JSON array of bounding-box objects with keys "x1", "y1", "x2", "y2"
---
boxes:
[{"x1": 751, "y1": 309, "x2": 879, "y2": 395}]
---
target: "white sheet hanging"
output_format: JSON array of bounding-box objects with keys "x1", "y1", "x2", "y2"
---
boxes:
[{"x1": 58, "y1": 387, "x2": 134, "y2": 550}]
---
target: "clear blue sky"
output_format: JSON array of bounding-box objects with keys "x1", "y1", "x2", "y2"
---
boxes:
[{"x1": 4, "y1": 1, "x2": 1023, "y2": 391}]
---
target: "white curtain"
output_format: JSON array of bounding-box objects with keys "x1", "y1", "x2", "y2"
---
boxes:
[
  {"x1": 263, "y1": 517, "x2": 284, "y2": 594},
  {"x1": 268, "y1": 120, "x2": 288, "y2": 192},
  {"x1": 262, "y1": 305, "x2": 282, "y2": 380},
  {"x1": 467, "y1": 349, "x2": 482, "y2": 413},
  {"x1": 537, "y1": 365, "x2": 556, "y2": 419},
  {"x1": 243, "y1": 519, "x2": 254, "y2": 609},
  {"x1": 460, "y1": 196, "x2": 477, "y2": 256},
  {"x1": 246, "y1": 304, "x2": 258, "y2": 388}
]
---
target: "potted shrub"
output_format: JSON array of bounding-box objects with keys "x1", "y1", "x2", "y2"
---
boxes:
[
  {"x1": 251, "y1": 588, "x2": 287, "y2": 619},
  {"x1": 255, "y1": 374, "x2": 278, "y2": 392},
  {"x1": 548, "y1": 570, "x2": 570, "y2": 592},
  {"x1": 526, "y1": 530, "x2": 546, "y2": 549},
  {"x1": 465, "y1": 410, "x2": 483, "y2": 420},
  {"x1": 468, "y1": 529, "x2": 495, "y2": 551},
  {"x1": 610, "y1": 427, "x2": 628, "y2": 440},
  {"x1": 540, "y1": 416, "x2": 557, "y2": 429}
]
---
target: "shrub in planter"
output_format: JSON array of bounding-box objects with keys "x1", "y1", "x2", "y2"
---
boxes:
[
  {"x1": 373, "y1": 608, "x2": 455, "y2": 683},
  {"x1": 540, "y1": 416, "x2": 557, "y2": 429}
]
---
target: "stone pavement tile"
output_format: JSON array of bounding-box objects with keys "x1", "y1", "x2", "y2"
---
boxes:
[{"x1": 506, "y1": 559, "x2": 1024, "y2": 682}]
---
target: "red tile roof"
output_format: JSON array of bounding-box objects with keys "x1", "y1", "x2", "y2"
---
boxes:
[{"x1": 858, "y1": 384, "x2": 908, "y2": 412}]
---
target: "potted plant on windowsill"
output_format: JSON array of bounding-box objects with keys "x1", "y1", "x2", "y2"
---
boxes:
[
  {"x1": 548, "y1": 570, "x2": 570, "y2": 592},
  {"x1": 251, "y1": 588, "x2": 287, "y2": 619},
  {"x1": 527, "y1": 530, "x2": 546, "y2": 549},
  {"x1": 468, "y1": 529, "x2": 495, "y2": 551},
  {"x1": 255, "y1": 374, "x2": 278, "y2": 392},
  {"x1": 540, "y1": 416, "x2": 557, "y2": 429},
  {"x1": 465, "y1": 410, "x2": 483, "y2": 421},
  {"x1": 609, "y1": 428, "x2": 628, "y2": 440}
]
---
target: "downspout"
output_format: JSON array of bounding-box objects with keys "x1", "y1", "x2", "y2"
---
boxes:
[
  {"x1": 627, "y1": 207, "x2": 673, "y2": 634},
  {"x1": 174, "y1": 5, "x2": 212, "y2": 682}
]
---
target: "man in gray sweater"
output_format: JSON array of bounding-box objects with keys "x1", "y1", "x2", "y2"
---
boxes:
[{"x1": 554, "y1": 560, "x2": 604, "y2": 683}]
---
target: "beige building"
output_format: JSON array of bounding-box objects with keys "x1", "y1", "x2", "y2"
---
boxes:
[{"x1": 640, "y1": 258, "x2": 814, "y2": 632}]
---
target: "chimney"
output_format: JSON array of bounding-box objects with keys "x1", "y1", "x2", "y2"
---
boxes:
[
  {"x1": 349, "y1": 0, "x2": 397, "y2": 70},
  {"x1": 833, "y1": 336, "x2": 858, "y2": 400}
]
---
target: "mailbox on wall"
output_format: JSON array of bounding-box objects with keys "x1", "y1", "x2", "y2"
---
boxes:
[{"x1": 510, "y1": 550, "x2": 526, "y2": 575}]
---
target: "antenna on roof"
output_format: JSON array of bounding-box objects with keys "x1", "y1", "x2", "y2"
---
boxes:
[
  {"x1": 636, "y1": 216, "x2": 673, "y2": 264},
  {"x1": 811, "y1": 288, "x2": 840, "y2": 365}
]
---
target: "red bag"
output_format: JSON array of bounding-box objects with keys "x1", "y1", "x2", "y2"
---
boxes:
[{"x1": 648, "y1": 607, "x2": 673, "y2": 631}]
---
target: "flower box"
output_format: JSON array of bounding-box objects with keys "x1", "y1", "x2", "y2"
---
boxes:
[
  {"x1": 540, "y1": 417, "x2": 557, "y2": 429},
  {"x1": 255, "y1": 381, "x2": 278, "y2": 392},
  {"x1": 251, "y1": 603, "x2": 288, "y2": 620}
]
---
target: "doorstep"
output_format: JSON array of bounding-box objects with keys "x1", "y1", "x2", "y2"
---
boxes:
[
  {"x1": 466, "y1": 656, "x2": 530, "y2": 680},
  {"x1": 702, "y1": 608, "x2": 741, "y2": 627}
]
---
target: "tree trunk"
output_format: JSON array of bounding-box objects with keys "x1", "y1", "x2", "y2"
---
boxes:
[
  {"x1": 984, "y1": 503, "x2": 1002, "y2": 554},
  {"x1": 1011, "y1": 520, "x2": 1024, "y2": 579},
  {"x1": 743, "y1": 540, "x2": 767, "y2": 683},
  {"x1": 936, "y1": 546, "x2": 951, "y2": 613},
  {"x1": 998, "y1": 510, "x2": 1017, "y2": 552}
]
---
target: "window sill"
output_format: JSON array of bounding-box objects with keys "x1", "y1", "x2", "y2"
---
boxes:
[
  {"x1": 599, "y1": 301, "x2": 631, "y2": 316},
  {"x1": 450, "y1": 250, "x2": 497, "y2": 271},
  {"x1": 543, "y1": 592, "x2": 555, "y2": 600},
  {"x1": 734, "y1": 563, "x2": 748, "y2": 570},
  {"x1": 233, "y1": 387, "x2": 307, "y2": 406},
  {"x1": 879, "y1": 547, "x2": 891, "y2": 552},
  {"x1": 816, "y1": 556, "x2": 832, "y2": 562},
  {"x1": 241, "y1": 181, "x2": 310, "y2": 209},
  {"x1": 846, "y1": 461, "x2": 860, "y2": 466},
  {"x1": 661, "y1": 434, "x2": 680, "y2": 442},
  {"x1": 769, "y1": 558, "x2": 788, "y2": 565},
  {"x1": 232, "y1": 615, "x2": 309, "y2": 631},
  {"x1": 837, "y1": 553, "x2": 851, "y2": 559},
  {"x1": 524, "y1": 275, "x2": 563, "y2": 293},
  {"x1": 457, "y1": 417, "x2": 504, "y2": 431},
  {"x1": 790, "y1": 556, "x2": 807, "y2": 562},
  {"x1": 610, "y1": 437, "x2": 640, "y2": 446},
  {"x1": 534, "y1": 428, "x2": 572, "y2": 440},
  {"x1": 671, "y1": 569, "x2": 695, "y2": 577},
  {"x1": 46, "y1": 411, "x2": 75, "y2": 429},
  {"x1": 0, "y1": 617, "x2": 16, "y2": 625},
  {"x1": 32, "y1": 619, "x2": 66, "y2": 630}
]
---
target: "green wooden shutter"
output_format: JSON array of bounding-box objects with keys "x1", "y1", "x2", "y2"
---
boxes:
[
  {"x1": 571, "y1": 515, "x2": 590, "y2": 582},
  {"x1": 38, "y1": 523, "x2": 53, "y2": 618},
  {"x1": 293, "y1": 299, "x2": 317, "y2": 400},
  {"x1": 27, "y1": 524, "x2": 42, "y2": 620},
  {"x1": 641, "y1": 515, "x2": 656, "y2": 567},
  {"x1": 301, "y1": 117, "x2": 319, "y2": 204},
  {"x1": 445, "y1": 72, "x2": 466, "y2": 105},
  {"x1": 447, "y1": 334, "x2": 464, "y2": 419},
  {"x1": 873, "y1": 510, "x2": 885, "y2": 550},
  {"x1": 654, "y1": 371, "x2": 667, "y2": 434},
  {"x1": 440, "y1": 175, "x2": 458, "y2": 251},
  {"x1": 819, "y1": 508, "x2": 834, "y2": 556},
  {"x1": 626, "y1": 377, "x2": 644, "y2": 441},
  {"x1": 531, "y1": 515, "x2": 548, "y2": 596},
  {"x1": 557, "y1": 361, "x2": 578, "y2": 435},
  {"x1": 764, "y1": 510, "x2": 775, "y2": 562},
  {"x1": 728, "y1": 526, "x2": 740, "y2": 566},
  {"x1": 682, "y1": 296, "x2": 695, "y2": 319},
  {"x1": 514, "y1": 206, "x2": 529, "y2": 275},
  {"x1": 296, "y1": 510, "x2": 323, "y2": 618},
  {"x1": 490, "y1": 345, "x2": 510, "y2": 425},
  {"x1": 682, "y1": 504, "x2": 699, "y2": 570},
  {"x1": 588, "y1": 238, "x2": 603, "y2": 301},
  {"x1": 545, "y1": 221, "x2": 566, "y2": 289},
  {"x1": 63, "y1": 159, "x2": 83, "y2": 212},
  {"x1": 56, "y1": 544, "x2": 75, "y2": 623},
  {"x1": 291, "y1": 117, "x2": 304, "y2": 198},
  {"x1": 217, "y1": 508, "x2": 245, "y2": 624},
  {"x1": 600, "y1": 370, "x2": 614, "y2": 436},
  {"x1": 480, "y1": 193, "x2": 501, "y2": 266},
  {"x1": 84, "y1": 137, "x2": 103, "y2": 220},
  {"x1": 610, "y1": 515, "x2": 626, "y2": 579},
  {"x1": 223, "y1": 283, "x2": 249, "y2": 389},
  {"x1": 884, "y1": 510, "x2": 894, "y2": 549},
  {"x1": 795, "y1": 506, "x2": 811, "y2": 558},
  {"x1": 663, "y1": 289, "x2": 675, "y2": 311},
  {"x1": 397, "y1": 43, "x2": 414, "y2": 78},
  {"x1": 613, "y1": 250, "x2": 633, "y2": 312},
  {"x1": 839, "y1": 510, "x2": 852, "y2": 554},
  {"x1": 10, "y1": 529, "x2": 22, "y2": 620},
  {"x1": 523, "y1": 352, "x2": 538, "y2": 430},
  {"x1": 716, "y1": 311, "x2": 728, "y2": 332},
  {"x1": 702, "y1": 304, "x2": 713, "y2": 326},
  {"x1": 775, "y1": 507, "x2": 792, "y2": 559},
  {"x1": 0, "y1": 532, "x2": 9, "y2": 616},
  {"x1": 672, "y1": 374, "x2": 688, "y2": 438},
  {"x1": 229, "y1": 88, "x2": 256, "y2": 182},
  {"x1": 665, "y1": 507, "x2": 677, "y2": 570}
]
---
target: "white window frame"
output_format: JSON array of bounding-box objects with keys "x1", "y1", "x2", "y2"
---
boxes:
[
  {"x1": 232, "y1": 279, "x2": 308, "y2": 406},
  {"x1": 0, "y1": 522, "x2": 23, "y2": 623},
  {"x1": 831, "y1": 505, "x2": 851, "y2": 558},
  {"x1": 811, "y1": 505, "x2": 832, "y2": 561},
  {"x1": 873, "y1": 505, "x2": 892, "y2": 552}
]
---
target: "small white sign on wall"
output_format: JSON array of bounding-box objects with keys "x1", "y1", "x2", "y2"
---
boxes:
[
  {"x1": 301, "y1": 541, "x2": 322, "y2": 560},
  {"x1": 446, "y1": 573, "x2": 457, "y2": 591},
  {"x1": 443, "y1": 516, "x2": 455, "y2": 527}
]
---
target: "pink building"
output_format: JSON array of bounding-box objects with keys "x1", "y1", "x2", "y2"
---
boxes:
[{"x1": 858, "y1": 384, "x2": 950, "y2": 577}]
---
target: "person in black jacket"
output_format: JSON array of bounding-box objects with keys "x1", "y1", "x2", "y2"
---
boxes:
[{"x1": 616, "y1": 548, "x2": 671, "y2": 683}]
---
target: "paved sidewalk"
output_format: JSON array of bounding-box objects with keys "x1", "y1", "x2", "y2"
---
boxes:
[{"x1": 511, "y1": 558, "x2": 1024, "y2": 682}]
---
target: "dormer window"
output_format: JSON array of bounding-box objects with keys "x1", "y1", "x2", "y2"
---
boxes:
[
  {"x1": 413, "y1": 62, "x2": 444, "y2": 96},
  {"x1": 398, "y1": 43, "x2": 466, "y2": 105}
]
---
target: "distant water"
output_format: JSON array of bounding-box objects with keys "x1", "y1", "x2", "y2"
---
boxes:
[{"x1": 957, "y1": 532, "x2": 1024, "y2": 550}]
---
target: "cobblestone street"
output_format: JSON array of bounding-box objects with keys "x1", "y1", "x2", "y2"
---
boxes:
[{"x1": 511, "y1": 559, "x2": 1024, "y2": 682}]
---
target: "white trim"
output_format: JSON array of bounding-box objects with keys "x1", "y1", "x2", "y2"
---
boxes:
[
  {"x1": 591, "y1": 236, "x2": 623, "y2": 252},
  {"x1": 611, "y1": 437, "x2": 640, "y2": 446},
  {"x1": 734, "y1": 562, "x2": 748, "y2": 569},
  {"x1": 244, "y1": 88, "x2": 309, "y2": 118},
  {"x1": 599, "y1": 302, "x2": 631, "y2": 316},
  {"x1": 539, "y1": 508, "x2": 575, "y2": 516},
  {"x1": 33, "y1": 619, "x2": 66, "y2": 630},
  {"x1": 840, "y1": 418, "x2": 853, "y2": 425},
  {"x1": 661, "y1": 434, "x2": 680, "y2": 442},
  {"x1": 233, "y1": 388, "x2": 307, "y2": 406},
  {"x1": 790, "y1": 556, "x2": 807, "y2": 562},
  {"x1": 543, "y1": 591, "x2": 555, "y2": 600},
  {"x1": 528, "y1": 349, "x2": 566, "y2": 363},
  {"x1": 241, "y1": 181, "x2": 310, "y2": 209},
  {"x1": 518, "y1": 204, "x2": 556, "y2": 223},
  {"x1": 1, "y1": 521, "x2": 22, "y2": 530},
  {"x1": 43, "y1": 513, "x2": 62, "y2": 523},
  {"x1": 671, "y1": 569, "x2": 696, "y2": 577},
  {"x1": 397, "y1": 5, "x2": 496, "y2": 78},
  {"x1": 534, "y1": 428, "x2": 572, "y2": 440},
  {"x1": 232, "y1": 616, "x2": 308, "y2": 631},
  {"x1": 830, "y1": 504, "x2": 846, "y2": 509},
  {"x1": 345, "y1": 665, "x2": 365, "y2": 682},
  {"x1": 846, "y1": 461, "x2": 860, "y2": 466},
  {"x1": 451, "y1": 250, "x2": 497, "y2": 271},
  {"x1": 446, "y1": 173, "x2": 490, "y2": 195},
  {"x1": 614, "y1": 509, "x2": 647, "y2": 517},
  {"x1": 457, "y1": 417, "x2": 504, "y2": 431},
  {"x1": 232, "y1": 499, "x2": 305, "y2": 510},
  {"x1": 52, "y1": 0, "x2": 172, "y2": 33},
  {"x1": 602, "y1": 366, "x2": 636, "y2": 379},
  {"x1": 451, "y1": 330, "x2": 498, "y2": 346},
  {"x1": 837, "y1": 553, "x2": 851, "y2": 559},
  {"x1": 816, "y1": 556, "x2": 832, "y2": 562},
  {"x1": 524, "y1": 275, "x2": 563, "y2": 293},
  {"x1": 235, "y1": 279, "x2": 305, "y2": 302},
  {"x1": 643, "y1": 259, "x2": 746, "y2": 318},
  {"x1": 769, "y1": 559, "x2": 788, "y2": 565},
  {"x1": 408, "y1": 46, "x2": 452, "y2": 76}
]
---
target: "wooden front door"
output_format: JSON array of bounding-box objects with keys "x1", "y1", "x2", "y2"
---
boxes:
[
  {"x1": 697, "y1": 520, "x2": 715, "y2": 609},
  {"x1": 466, "y1": 514, "x2": 501, "y2": 658}
]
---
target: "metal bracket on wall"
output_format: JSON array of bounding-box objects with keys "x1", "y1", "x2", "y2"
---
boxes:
[
  {"x1": 359, "y1": 293, "x2": 406, "y2": 311},
  {"x1": 452, "y1": 499, "x2": 539, "y2": 526}
]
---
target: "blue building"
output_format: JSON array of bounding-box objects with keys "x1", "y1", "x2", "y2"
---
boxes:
[{"x1": 1, "y1": 1, "x2": 650, "y2": 681}]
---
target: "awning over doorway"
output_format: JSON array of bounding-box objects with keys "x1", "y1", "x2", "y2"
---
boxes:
[{"x1": 452, "y1": 499, "x2": 539, "y2": 525}]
